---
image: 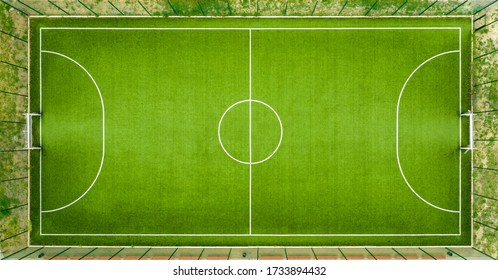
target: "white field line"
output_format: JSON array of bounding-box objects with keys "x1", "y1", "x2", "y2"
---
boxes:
[
  {"x1": 39, "y1": 28, "x2": 42, "y2": 234},
  {"x1": 396, "y1": 50, "x2": 460, "y2": 214},
  {"x1": 29, "y1": 15, "x2": 472, "y2": 19},
  {"x1": 39, "y1": 27, "x2": 463, "y2": 237},
  {"x1": 40, "y1": 27, "x2": 460, "y2": 30},
  {"x1": 459, "y1": 27, "x2": 462, "y2": 234},
  {"x1": 217, "y1": 100, "x2": 283, "y2": 165},
  {"x1": 35, "y1": 244, "x2": 473, "y2": 249},
  {"x1": 470, "y1": 20, "x2": 474, "y2": 246},
  {"x1": 27, "y1": 17, "x2": 30, "y2": 245},
  {"x1": 40, "y1": 233, "x2": 461, "y2": 237},
  {"x1": 40, "y1": 50, "x2": 105, "y2": 213},
  {"x1": 249, "y1": 29, "x2": 252, "y2": 235}
]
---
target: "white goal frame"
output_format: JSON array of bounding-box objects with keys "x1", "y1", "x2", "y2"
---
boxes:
[
  {"x1": 26, "y1": 112, "x2": 41, "y2": 150},
  {"x1": 460, "y1": 111, "x2": 474, "y2": 152}
]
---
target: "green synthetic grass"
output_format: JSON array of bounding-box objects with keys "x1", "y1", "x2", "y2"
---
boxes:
[{"x1": 29, "y1": 17, "x2": 472, "y2": 246}]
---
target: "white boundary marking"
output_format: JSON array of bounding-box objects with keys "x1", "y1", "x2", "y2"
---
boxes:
[
  {"x1": 469, "y1": 18, "x2": 474, "y2": 246},
  {"x1": 40, "y1": 27, "x2": 460, "y2": 30},
  {"x1": 29, "y1": 15, "x2": 472, "y2": 19},
  {"x1": 32, "y1": 244, "x2": 473, "y2": 249},
  {"x1": 396, "y1": 49, "x2": 460, "y2": 214},
  {"x1": 40, "y1": 233, "x2": 460, "y2": 237},
  {"x1": 39, "y1": 28, "x2": 42, "y2": 234},
  {"x1": 39, "y1": 50, "x2": 105, "y2": 213},
  {"x1": 217, "y1": 99, "x2": 283, "y2": 165},
  {"x1": 27, "y1": 16, "x2": 31, "y2": 245},
  {"x1": 248, "y1": 29, "x2": 252, "y2": 235},
  {"x1": 38, "y1": 26, "x2": 464, "y2": 237},
  {"x1": 459, "y1": 27, "x2": 462, "y2": 234}
]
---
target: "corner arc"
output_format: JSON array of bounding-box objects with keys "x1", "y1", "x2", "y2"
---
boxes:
[{"x1": 40, "y1": 50, "x2": 105, "y2": 213}]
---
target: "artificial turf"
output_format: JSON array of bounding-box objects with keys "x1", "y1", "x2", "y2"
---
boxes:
[{"x1": 29, "y1": 17, "x2": 472, "y2": 246}]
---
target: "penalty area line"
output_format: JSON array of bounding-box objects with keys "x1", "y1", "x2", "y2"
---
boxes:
[{"x1": 39, "y1": 50, "x2": 105, "y2": 214}]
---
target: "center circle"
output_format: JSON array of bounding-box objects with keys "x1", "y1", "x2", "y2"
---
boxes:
[{"x1": 218, "y1": 99, "x2": 283, "y2": 165}]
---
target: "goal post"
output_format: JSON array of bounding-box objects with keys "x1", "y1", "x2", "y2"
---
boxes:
[
  {"x1": 26, "y1": 112, "x2": 41, "y2": 150},
  {"x1": 460, "y1": 111, "x2": 474, "y2": 152}
]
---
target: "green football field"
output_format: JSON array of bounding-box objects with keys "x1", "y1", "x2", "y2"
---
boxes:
[{"x1": 29, "y1": 17, "x2": 472, "y2": 247}]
